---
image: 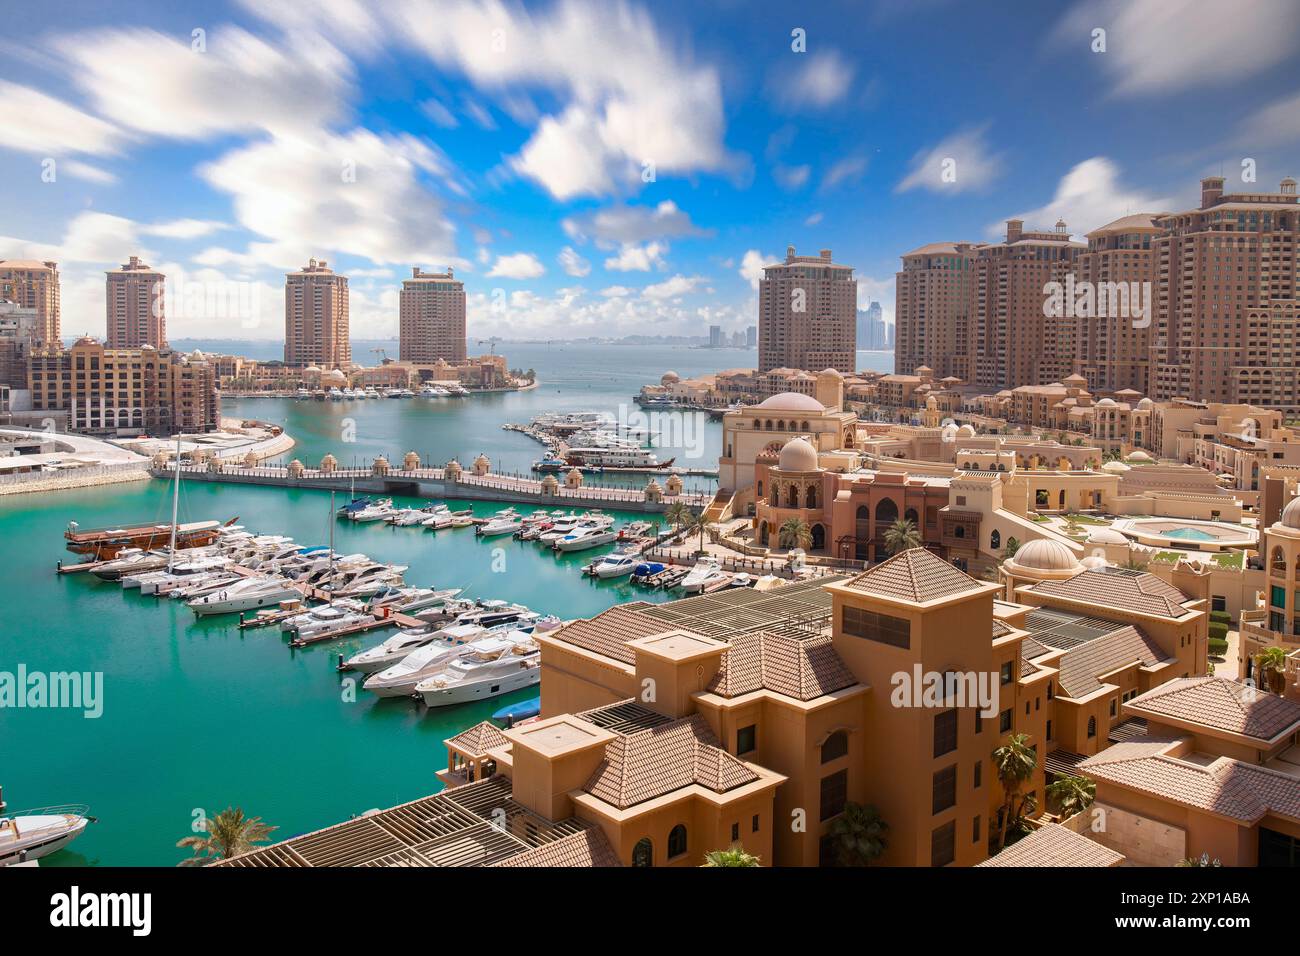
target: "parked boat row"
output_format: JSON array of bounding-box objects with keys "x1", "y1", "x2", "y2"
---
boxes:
[{"x1": 297, "y1": 384, "x2": 470, "y2": 401}]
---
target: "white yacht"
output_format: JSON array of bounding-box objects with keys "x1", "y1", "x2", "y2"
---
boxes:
[
  {"x1": 362, "y1": 639, "x2": 472, "y2": 697},
  {"x1": 188, "y1": 577, "x2": 301, "y2": 616},
  {"x1": 280, "y1": 599, "x2": 368, "y2": 634},
  {"x1": 0, "y1": 803, "x2": 91, "y2": 864},
  {"x1": 414, "y1": 634, "x2": 541, "y2": 707},
  {"x1": 680, "y1": 557, "x2": 728, "y2": 593},
  {"x1": 138, "y1": 555, "x2": 232, "y2": 595},
  {"x1": 563, "y1": 445, "x2": 663, "y2": 468},
  {"x1": 385, "y1": 508, "x2": 429, "y2": 527},
  {"x1": 286, "y1": 605, "x2": 372, "y2": 641},
  {"x1": 421, "y1": 507, "x2": 454, "y2": 529},
  {"x1": 93, "y1": 548, "x2": 170, "y2": 581},
  {"x1": 592, "y1": 551, "x2": 639, "y2": 578},
  {"x1": 344, "y1": 621, "x2": 484, "y2": 674},
  {"x1": 554, "y1": 525, "x2": 619, "y2": 552},
  {"x1": 537, "y1": 515, "x2": 584, "y2": 544},
  {"x1": 476, "y1": 516, "x2": 522, "y2": 537},
  {"x1": 371, "y1": 586, "x2": 462, "y2": 615},
  {"x1": 348, "y1": 500, "x2": 394, "y2": 522}
]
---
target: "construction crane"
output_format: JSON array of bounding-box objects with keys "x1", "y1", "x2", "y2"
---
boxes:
[
  {"x1": 476, "y1": 337, "x2": 499, "y2": 355},
  {"x1": 371, "y1": 346, "x2": 389, "y2": 363}
]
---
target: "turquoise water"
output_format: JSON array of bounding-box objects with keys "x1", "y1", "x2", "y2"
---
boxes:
[
  {"x1": 0, "y1": 344, "x2": 894, "y2": 866},
  {"x1": 1160, "y1": 527, "x2": 1216, "y2": 542}
]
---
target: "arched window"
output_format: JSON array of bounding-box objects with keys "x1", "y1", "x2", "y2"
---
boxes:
[
  {"x1": 1087, "y1": 717, "x2": 1097, "y2": 739},
  {"x1": 765, "y1": 419, "x2": 773, "y2": 430},
  {"x1": 955, "y1": 525, "x2": 965, "y2": 539},
  {"x1": 806, "y1": 485, "x2": 818, "y2": 509},
  {"x1": 875, "y1": 497, "x2": 898, "y2": 525},
  {"x1": 905, "y1": 507, "x2": 919, "y2": 525},
  {"x1": 801, "y1": 420, "x2": 810, "y2": 432},
  {"x1": 632, "y1": 837, "x2": 654, "y2": 867},
  {"x1": 990, "y1": 530, "x2": 1001, "y2": 551},
  {"x1": 1272, "y1": 547, "x2": 1287, "y2": 576},
  {"x1": 821, "y1": 730, "x2": 848, "y2": 763},
  {"x1": 777, "y1": 419, "x2": 786, "y2": 431},
  {"x1": 756, "y1": 481, "x2": 763, "y2": 499},
  {"x1": 811, "y1": 523, "x2": 825, "y2": 551},
  {"x1": 787, "y1": 485, "x2": 800, "y2": 508},
  {"x1": 771, "y1": 484, "x2": 779, "y2": 506},
  {"x1": 667, "y1": 825, "x2": 688, "y2": 858}
]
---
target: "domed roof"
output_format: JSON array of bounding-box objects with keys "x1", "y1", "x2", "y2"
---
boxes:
[
  {"x1": 1125, "y1": 449, "x2": 1153, "y2": 462},
  {"x1": 925, "y1": 394, "x2": 937, "y2": 408},
  {"x1": 660, "y1": 370, "x2": 680, "y2": 384},
  {"x1": 1137, "y1": 397, "x2": 1154, "y2": 409},
  {"x1": 1097, "y1": 397, "x2": 1117, "y2": 407},
  {"x1": 1101, "y1": 460, "x2": 1131, "y2": 473},
  {"x1": 957, "y1": 424, "x2": 977, "y2": 438},
  {"x1": 755, "y1": 391, "x2": 825, "y2": 413},
  {"x1": 1080, "y1": 555, "x2": 1109, "y2": 570},
  {"x1": 1011, "y1": 539, "x2": 1080, "y2": 572},
  {"x1": 1279, "y1": 498, "x2": 1300, "y2": 531},
  {"x1": 1086, "y1": 526, "x2": 1129, "y2": 544},
  {"x1": 304, "y1": 365, "x2": 322, "y2": 373},
  {"x1": 777, "y1": 436, "x2": 819, "y2": 472}
]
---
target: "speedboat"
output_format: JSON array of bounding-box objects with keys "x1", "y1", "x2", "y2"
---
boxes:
[
  {"x1": 421, "y1": 508, "x2": 454, "y2": 529},
  {"x1": 362, "y1": 639, "x2": 473, "y2": 697},
  {"x1": 344, "y1": 620, "x2": 486, "y2": 674},
  {"x1": 93, "y1": 548, "x2": 170, "y2": 581},
  {"x1": 280, "y1": 600, "x2": 367, "y2": 635},
  {"x1": 0, "y1": 803, "x2": 91, "y2": 864},
  {"x1": 492, "y1": 696, "x2": 541, "y2": 724},
  {"x1": 348, "y1": 500, "x2": 394, "y2": 522},
  {"x1": 592, "y1": 551, "x2": 639, "y2": 578},
  {"x1": 414, "y1": 634, "x2": 541, "y2": 707},
  {"x1": 188, "y1": 577, "x2": 301, "y2": 616},
  {"x1": 385, "y1": 508, "x2": 430, "y2": 527},
  {"x1": 336, "y1": 497, "x2": 372, "y2": 519},
  {"x1": 554, "y1": 525, "x2": 619, "y2": 552},
  {"x1": 371, "y1": 586, "x2": 462, "y2": 615},
  {"x1": 476, "y1": 516, "x2": 522, "y2": 537},
  {"x1": 680, "y1": 557, "x2": 728, "y2": 593},
  {"x1": 287, "y1": 606, "x2": 372, "y2": 641},
  {"x1": 538, "y1": 515, "x2": 583, "y2": 543},
  {"x1": 631, "y1": 561, "x2": 666, "y2": 583}
]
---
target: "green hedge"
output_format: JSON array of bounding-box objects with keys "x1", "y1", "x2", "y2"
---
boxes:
[
  {"x1": 1208, "y1": 638, "x2": 1229, "y2": 656},
  {"x1": 1209, "y1": 611, "x2": 1232, "y2": 625},
  {"x1": 1208, "y1": 621, "x2": 1229, "y2": 641}
]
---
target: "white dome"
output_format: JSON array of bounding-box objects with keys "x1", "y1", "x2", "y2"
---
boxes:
[
  {"x1": 1086, "y1": 527, "x2": 1129, "y2": 544},
  {"x1": 777, "y1": 437, "x2": 819, "y2": 472},
  {"x1": 660, "y1": 370, "x2": 680, "y2": 384},
  {"x1": 755, "y1": 391, "x2": 825, "y2": 413},
  {"x1": 1081, "y1": 555, "x2": 1109, "y2": 570},
  {"x1": 1101, "y1": 460, "x2": 1131, "y2": 473},
  {"x1": 1137, "y1": 397, "x2": 1153, "y2": 409},
  {"x1": 1012, "y1": 539, "x2": 1080, "y2": 571},
  {"x1": 1097, "y1": 397, "x2": 1117, "y2": 407},
  {"x1": 1280, "y1": 498, "x2": 1300, "y2": 531},
  {"x1": 1125, "y1": 450, "x2": 1153, "y2": 462},
  {"x1": 957, "y1": 424, "x2": 977, "y2": 438}
]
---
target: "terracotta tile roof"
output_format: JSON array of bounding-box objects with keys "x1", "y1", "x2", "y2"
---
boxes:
[
  {"x1": 1128, "y1": 677, "x2": 1300, "y2": 741},
  {"x1": 583, "y1": 714, "x2": 759, "y2": 809},
  {"x1": 1081, "y1": 737, "x2": 1300, "y2": 824},
  {"x1": 445, "y1": 720, "x2": 510, "y2": 758},
  {"x1": 550, "y1": 602, "x2": 670, "y2": 665},
  {"x1": 842, "y1": 548, "x2": 984, "y2": 603},
  {"x1": 493, "y1": 826, "x2": 623, "y2": 868},
  {"x1": 1027, "y1": 568, "x2": 1191, "y2": 619},
  {"x1": 706, "y1": 630, "x2": 857, "y2": 701},
  {"x1": 1055, "y1": 625, "x2": 1172, "y2": 699},
  {"x1": 976, "y1": 823, "x2": 1124, "y2": 867}
]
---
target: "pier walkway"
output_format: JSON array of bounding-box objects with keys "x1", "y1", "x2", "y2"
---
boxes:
[{"x1": 154, "y1": 463, "x2": 711, "y2": 514}]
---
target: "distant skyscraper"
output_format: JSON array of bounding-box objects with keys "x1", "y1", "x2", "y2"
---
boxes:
[
  {"x1": 895, "y1": 242, "x2": 976, "y2": 379},
  {"x1": 1073, "y1": 214, "x2": 1160, "y2": 393},
  {"x1": 745, "y1": 324, "x2": 757, "y2": 348},
  {"x1": 758, "y1": 246, "x2": 856, "y2": 373},
  {"x1": 857, "y1": 300, "x2": 889, "y2": 350},
  {"x1": 284, "y1": 259, "x2": 350, "y2": 369},
  {"x1": 0, "y1": 259, "x2": 60, "y2": 345},
  {"x1": 709, "y1": 325, "x2": 722, "y2": 348},
  {"x1": 399, "y1": 267, "x2": 466, "y2": 364},
  {"x1": 106, "y1": 256, "x2": 166, "y2": 348}
]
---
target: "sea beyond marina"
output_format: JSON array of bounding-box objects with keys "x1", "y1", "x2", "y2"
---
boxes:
[{"x1": 0, "y1": 344, "x2": 892, "y2": 866}]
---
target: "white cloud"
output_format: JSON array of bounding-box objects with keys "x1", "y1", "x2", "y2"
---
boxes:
[
  {"x1": 773, "y1": 164, "x2": 811, "y2": 190},
  {"x1": 199, "y1": 129, "x2": 460, "y2": 269},
  {"x1": 559, "y1": 246, "x2": 591, "y2": 277},
  {"x1": 739, "y1": 250, "x2": 775, "y2": 290},
  {"x1": 994, "y1": 157, "x2": 1171, "y2": 237},
  {"x1": 600, "y1": 285, "x2": 633, "y2": 297},
  {"x1": 562, "y1": 199, "x2": 706, "y2": 245},
  {"x1": 642, "y1": 274, "x2": 700, "y2": 299},
  {"x1": 895, "y1": 125, "x2": 1002, "y2": 194},
  {"x1": 821, "y1": 154, "x2": 869, "y2": 192},
  {"x1": 0, "y1": 211, "x2": 148, "y2": 264},
  {"x1": 804, "y1": 212, "x2": 824, "y2": 226},
  {"x1": 1053, "y1": 0, "x2": 1300, "y2": 97},
  {"x1": 142, "y1": 219, "x2": 228, "y2": 240},
  {"x1": 486, "y1": 252, "x2": 545, "y2": 279},
  {"x1": 63, "y1": 161, "x2": 118, "y2": 185},
  {"x1": 383, "y1": 0, "x2": 734, "y2": 199},
  {"x1": 55, "y1": 26, "x2": 353, "y2": 140},
  {"x1": 0, "y1": 81, "x2": 124, "y2": 156},
  {"x1": 421, "y1": 99, "x2": 459, "y2": 128},
  {"x1": 1236, "y1": 88, "x2": 1300, "y2": 148},
  {"x1": 769, "y1": 49, "x2": 855, "y2": 110},
  {"x1": 461, "y1": 96, "x2": 497, "y2": 130},
  {"x1": 604, "y1": 241, "x2": 667, "y2": 272}
]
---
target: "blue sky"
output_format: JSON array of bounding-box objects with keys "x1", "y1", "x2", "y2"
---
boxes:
[{"x1": 2, "y1": 0, "x2": 1299, "y2": 343}]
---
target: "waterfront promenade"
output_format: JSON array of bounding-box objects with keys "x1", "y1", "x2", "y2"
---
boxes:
[{"x1": 157, "y1": 460, "x2": 712, "y2": 512}]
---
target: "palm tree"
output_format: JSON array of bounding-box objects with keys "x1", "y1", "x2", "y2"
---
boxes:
[
  {"x1": 827, "y1": 802, "x2": 888, "y2": 866},
  {"x1": 664, "y1": 501, "x2": 691, "y2": 536},
  {"x1": 703, "y1": 845, "x2": 761, "y2": 867},
  {"x1": 1255, "y1": 646, "x2": 1289, "y2": 694},
  {"x1": 778, "y1": 516, "x2": 812, "y2": 551},
  {"x1": 992, "y1": 734, "x2": 1037, "y2": 850},
  {"x1": 1000, "y1": 536, "x2": 1020, "y2": 560},
  {"x1": 882, "y1": 518, "x2": 921, "y2": 556},
  {"x1": 1177, "y1": 853, "x2": 1221, "y2": 867},
  {"x1": 176, "y1": 807, "x2": 276, "y2": 866},
  {"x1": 1045, "y1": 774, "x2": 1095, "y2": 820},
  {"x1": 682, "y1": 509, "x2": 709, "y2": 555}
]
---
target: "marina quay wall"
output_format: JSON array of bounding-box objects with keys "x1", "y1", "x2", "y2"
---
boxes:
[{"x1": 155, "y1": 464, "x2": 711, "y2": 513}]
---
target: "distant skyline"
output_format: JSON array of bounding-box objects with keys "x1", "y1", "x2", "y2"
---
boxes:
[{"x1": 3, "y1": 0, "x2": 1299, "y2": 343}]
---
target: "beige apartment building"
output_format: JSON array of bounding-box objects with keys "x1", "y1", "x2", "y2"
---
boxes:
[
  {"x1": 399, "y1": 266, "x2": 466, "y2": 364},
  {"x1": 106, "y1": 255, "x2": 166, "y2": 349},
  {"x1": 284, "y1": 259, "x2": 349, "y2": 369},
  {"x1": 1150, "y1": 177, "x2": 1299, "y2": 408},
  {"x1": 0, "y1": 259, "x2": 60, "y2": 346},
  {"x1": 28, "y1": 336, "x2": 219, "y2": 436},
  {"x1": 896, "y1": 242, "x2": 976, "y2": 381},
  {"x1": 758, "y1": 246, "x2": 856, "y2": 374}
]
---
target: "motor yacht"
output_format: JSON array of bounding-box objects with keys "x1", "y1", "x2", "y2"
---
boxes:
[
  {"x1": 476, "y1": 516, "x2": 522, "y2": 537},
  {"x1": 414, "y1": 634, "x2": 541, "y2": 707},
  {"x1": 280, "y1": 599, "x2": 368, "y2": 634},
  {"x1": 591, "y1": 551, "x2": 639, "y2": 578},
  {"x1": 348, "y1": 500, "x2": 394, "y2": 522},
  {"x1": 385, "y1": 508, "x2": 429, "y2": 527},
  {"x1": 344, "y1": 620, "x2": 488, "y2": 674},
  {"x1": 286, "y1": 605, "x2": 372, "y2": 641},
  {"x1": 537, "y1": 514, "x2": 583, "y2": 544},
  {"x1": 362, "y1": 639, "x2": 473, "y2": 697},
  {"x1": 554, "y1": 524, "x2": 619, "y2": 552},
  {"x1": 188, "y1": 577, "x2": 301, "y2": 615},
  {"x1": 0, "y1": 803, "x2": 91, "y2": 864},
  {"x1": 370, "y1": 586, "x2": 462, "y2": 615},
  {"x1": 421, "y1": 508, "x2": 454, "y2": 529},
  {"x1": 680, "y1": 557, "x2": 729, "y2": 593},
  {"x1": 92, "y1": 548, "x2": 171, "y2": 581}
]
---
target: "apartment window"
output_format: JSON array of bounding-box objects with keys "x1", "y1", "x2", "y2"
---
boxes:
[
  {"x1": 999, "y1": 661, "x2": 1014, "y2": 685},
  {"x1": 1087, "y1": 716, "x2": 1097, "y2": 739},
  {"x1": 820, "y1": 769, "x2": 848, "y2": 821},
  {"x1": 1046, "y1": 719, "x2": 1053, "y2": 742},
  {"x1": 931, "y1": 820, "x2": 956, "y2": 867},
  {"x1": 974, "y1": 760, "x2": 982, "y2": 789},
  {"x1": 736, "y1": 724, "x2": 756, "y2": 755},
  {"x1": 933, "y1": 709, "x2": 958, "y2": 757},
  {"x1": 841, "y1": 605, "x2": 910, "y2": 649},
  {"x1": 821, "y1": 729, "x2": 848, "y2": 764},
  {"x1": 974, "y1": 711, "x2": 983, "y2": 734},
  {"x1": 1109, "y1": 698, "x2": 1118, "y2": 718},
  {"x1": 973, "y1": 815, "x2": 981, "y2": 845},
  {"x1": 730, "y1": 822, "x2": 739, "y2": 842},
  {"x1": 1047, "y1": 681, "x2": 1054, "y2": 701},
  {"x1": 999, "y1": 708, "x2": 1012, "y2": 733},
  {"x1": 932, "y1": 765, "x2": 957, "y2": 814},
  {"x1": 752, "y1": 814, "x2": 760, "y2": 834},
  {"x1": 632, "y1": 838, "x2": 653, "y2": 868},
  {"x1": 668, "y1": 825, "x2": 688, "y2": 859}
]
